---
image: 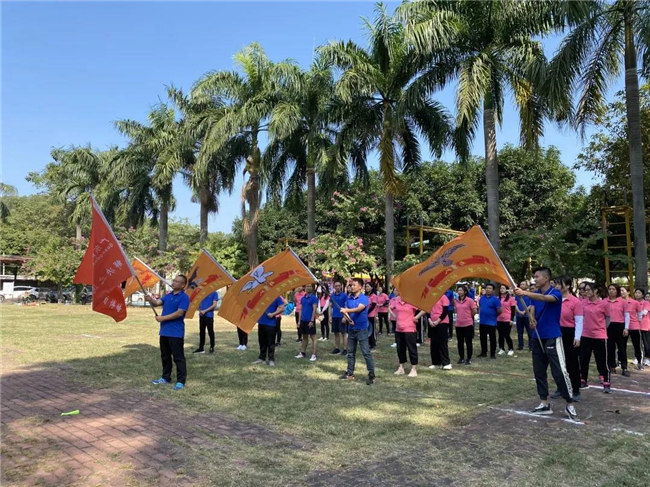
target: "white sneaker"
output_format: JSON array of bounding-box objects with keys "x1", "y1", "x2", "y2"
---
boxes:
[
  {"x1": 241, "y1": 345, "x2": 247, "y2": 351},
  {"x1": 428, "y1": 365, "x2": 437, "y2": 369},
  {"x1": 252, "y1": 359, "x2": 264, "y2": 364},
  {"x1": 394, "y1": 367, "x2": 405, "y2": 375},
  {"x1": 416, "y1": 343, "x2": 421, "y2": 347},
  {"x1": 391, "y1": 343, "x2": 397, "y2": 348},
  {"x1": 507, "y1": 350, "x2": 514, "y2": 356},
  {"x1": 644, "y1": 358, "x2": 650, "y2": 367},
  {"x1": 295, "y1": 352, "x2": 305, "y2": 359},
  {"x1": 268, "y1": 361, "x2": 275, "y2": 367},
  {"x1": 632, "y1": 358, "x2": 638, "y2": 365},
  {"x1": 442, "y1": 364, "x2": 452, "y2": 370},
  {"x1": 498, "y1": 349, "x2": 505, "y2": 355},
  {"x1": 236, "y1": 345, "x2": 243, "y2": 350},
  {"x1": 318, "y1": 337, "x2": 324, "y2": 341},
  {"x1": 309, "y1": 354, "x2": 317, "y2": 362}
]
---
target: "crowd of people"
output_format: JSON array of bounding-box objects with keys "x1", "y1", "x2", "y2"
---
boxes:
[{"x1": 144, "y1": 268, "x2": 650, "y2": 419}]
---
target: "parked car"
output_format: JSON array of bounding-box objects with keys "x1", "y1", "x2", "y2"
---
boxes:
[
  {"x1": 35, "y1": 287, "x2": 58, "y2": 303},
  {"x1": 0, "y1": 286, "x2": 38, "y2": 302},
  {"x1": 80, "y1": 286, "x2": 93, "y2": 305}
]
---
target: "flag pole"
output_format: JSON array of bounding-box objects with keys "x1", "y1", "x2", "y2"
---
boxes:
[
  {"x1": 133, "y1": 273, "x2": 159, "y2": 317},
  {"x1": 477, "y1": 226, "x2": 544, "y2": 350}
]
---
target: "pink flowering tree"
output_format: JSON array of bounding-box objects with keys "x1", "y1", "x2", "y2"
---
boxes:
[{"x1": 299, "y1": 234, "x2": 378, "y2": 281}]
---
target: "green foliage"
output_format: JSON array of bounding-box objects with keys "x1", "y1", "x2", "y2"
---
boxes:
[
  {"x1": 299, "y1": 234, "x2": 378, "y2": 279},
  {"x1": 204, "y1": 232, "x2": 248, "y2": 278},
  {"x1": 22, "y1": 237, "x2": 83, "y2": 288}
]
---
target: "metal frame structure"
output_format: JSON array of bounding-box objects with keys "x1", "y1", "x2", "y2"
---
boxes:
[
  {"x1": 405, "y1": 225, "x2": 464, "y2": 256},
  {"x1": 601, "y1": 205, "x2": 634, "y2": 286}
]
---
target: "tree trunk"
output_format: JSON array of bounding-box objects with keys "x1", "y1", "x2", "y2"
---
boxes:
[
  {"x1": 243, "y1": 133, "x2": 261, "y2": 270},
  {"x1": 624, "y1": 5, "x2": 648, "y2": 288},
  {"x1": 159, "y1": 200, "x2": 168, "y2": 252},
  {"x1": 483, "y1": 99, "x2": 500, "y2": 253},
  {"x1": 199, "y1": 202, "x2": 209, "y2": 245},
  {"x1": 306, "y1": 144, "x2": 316, "y2": 241},
  {"x1": 75, "y1": 224, "x2": 82, "y2": 250},
  {"x1": 385, "y1": 192, "x2": 395, "y2": 290}
]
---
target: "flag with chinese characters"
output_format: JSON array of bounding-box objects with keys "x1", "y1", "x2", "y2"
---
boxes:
[
  {"x1": 185, "y1": 249, "x2": 237, "y2": 319},
  {"x1": 392, "y1": 225, "x2": 512, "y2": 312},
  {"x1": 219, "y1": 248, "x2": 317, "y2": 333},
  {"x1": 73, "y1": 197, "x2": 135, "y2": 322},
  {"x1": 123, "y1": 257, "x2": 169, "y2": 299}
]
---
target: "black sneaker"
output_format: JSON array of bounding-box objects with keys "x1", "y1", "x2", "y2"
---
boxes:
[
  {"x1": 457, "y1": 358, "x2": 465, "y2": 364},
  {"x1": 465, "y1": 359, "x2": 472, "y2": 365},
  {"x1": 565, "y1": 404, "x2": 578, "y2": 421},
  {"x1": 339, "y1": 372, "x2": 354, "y2": 380},
  {"x1": 295, "y1": 338, "x2": 302, "y2": 343},
  {"x1": 366, "y1": 376, "x2": 375, "y2": 385},
  {"x1": 477, "y1": 353, "x2": 487, "y2": 358},
  {"x1": 341, "y1": 349, "x2": 347, "y2": 355},
  {"x1": 550, "y1": 390, "x2": 562, "y2": 399},
  {"x1": 490, "y1": 355, "x2": 496, "y2": 359},
  {"x1": 603, "y1": 385, "x2": 612, "y2": 394},
  {"x1": 622, "y1": 369, "x2": 630, "y2": 377},
  {"x1": 580, "y1": 379, "x2": 588, "y2": 389},
  {"x1": 209, "y1": 347, "x2": 214, "y2": 354},
  {"x1": 275, "y1": 342, "x2": 281, "y2": 347},
  {"x1": 330, "y1": 348, "x2": 341, "y2": 355},
  {"x1": 192, "y1": 348, "x2": 205, "y2": 354},
  {"x1": 573, "y1": 392, "x2": 581, "y2": 403},
  {"x1": 531, "y1": 403, "x2": 552, "y2": 415}
]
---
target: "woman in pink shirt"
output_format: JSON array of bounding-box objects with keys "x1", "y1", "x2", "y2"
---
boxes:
[
  {"x1": 606, "y1": 284, "x2": 630, "y2": 376},
  {"x1": 580, "y1": 282, "x2": 612, "y2": 392},
  {"x1": 454, "y1": 284, "x2": 477, "y2": 365},
  {"x1": 389, "y1": 287, "x2": 418, "y2": 377},
  {"x1": 497, "y1": 285, "x2": 516, "y2": 356},
  {"x1": 627, "y1": 288, "x2": 644, "y2": 370},
  {"x1": 555, "y1": 276, "x2": 583, "y2": 400},
  {"x1": 423, "y1": 293, "x2": 451, "y2": 370},
  {"x1": 641, "y1": 291, "x2": 650, "y2": 367},
  {"x1": 376, "y1": 285, "x2": 390, "y2": 335}
]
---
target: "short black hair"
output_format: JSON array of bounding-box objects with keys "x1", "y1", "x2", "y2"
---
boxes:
[
  {"x1": 176, "y1": 274, "x2": 188, "y2": 285},
  {"x1": 532, "y1": 267, "x2": 552, "y2": 279},
  {"x1": 484, "y1": 283, "x2": 495, "y2": 290},
  {"x1": 352, "y1": 277, "x2": 364, "y2": 287}
]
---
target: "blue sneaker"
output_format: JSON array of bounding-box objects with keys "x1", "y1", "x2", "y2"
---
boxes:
[
  {"x1": 151, "y1": 377, "x2": 170, "y2": 385},
  {"x1": 174, "y1": 382, "x2": 185, "y2": 390}
]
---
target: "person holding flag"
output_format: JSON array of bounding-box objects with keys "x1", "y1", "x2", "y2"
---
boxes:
[
  {"x1": 340, "y1": 278, "x2": 375, "y2": 385},
  {"x1": 515, "y1": 267, "x2": 577, "y2": 420},
  {"x1": 145, "y1": 275, "x2": 190, "y2": 390},
  {"x1": 193, "y1": 291, "x2": 219, "y2": 354}
]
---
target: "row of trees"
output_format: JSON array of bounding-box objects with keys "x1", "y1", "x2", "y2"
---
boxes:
[{"x1": 8, "y1": 0, "x2": 650, "y2": 287}]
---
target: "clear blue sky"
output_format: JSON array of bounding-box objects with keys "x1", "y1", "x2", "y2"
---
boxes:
[{"x1": 2, "y1": 1, "x2": 617, "y2": 234}]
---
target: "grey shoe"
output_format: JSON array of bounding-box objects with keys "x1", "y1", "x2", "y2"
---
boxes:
[{"x1": 268, "y1": 361, "x2": 275, "y2": 367}]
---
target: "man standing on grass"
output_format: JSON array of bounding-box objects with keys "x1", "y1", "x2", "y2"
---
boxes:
[
  {"x1": 295, "y1": 284, "x2": 318, "y2": 361},
  {"x1": 253, "y1": 296, "x2": 285, "y2": 367},
  {"x1": 515, "y1": 267, "x2": 578, "y2": 421},
  {"x1": 145, "y1": 275, "x2": 190, "y2": 390},
  {"x1": 340, "y1": 278, "x2": 375, "y2": 385},
  {"x1": 330, "y1": 281, "x2": 349, "y2": 356},
  {"x1": 193, "y1": 290, "x2": 219, "y2": 354}
]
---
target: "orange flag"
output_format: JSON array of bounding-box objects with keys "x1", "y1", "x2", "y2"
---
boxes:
[
  {"x1": 73, "y1": 197, "x2": 135, "y2": 322},
  {"x1": 393, "y1": 225, "x2": 513, "y2": 311},
  {"x1": 185, "y1": 249, "x2": 237, "y2": 319},
  {"x1": 219, "y1": 248, "x2": 317, "y2": 333},
  {"x1": 123, "y1": 257, "x2": 169, "y2": 299}
]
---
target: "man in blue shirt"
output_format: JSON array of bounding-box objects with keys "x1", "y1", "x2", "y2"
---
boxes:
[
  {"x1": 339, "y1": 278, "x2": 375, "y2": 385},
  {"x1": 330, "y1": 281, "x2": 349, "y2": 356},
  {"x1": 477, "y1": 283, "x2": 502, "y2": 359},
  {"x1": 254, "y1": 296, "x2": 285, "y2": 367},
  {"x1": 145, "y1": 275, "x2": 191, "y2": 390},
  {"x1": 515, "y1": 280, "x2": 533, "y2": 351},
  {"x1": 515, "y1": 267, "x2": 577, "y2": 420},
  {"x1": 193, "y1": 290, "x2": 219, "y2": 354},
  {"x1": 295, "y1": 284, "x2": 319, "y2": 361}
]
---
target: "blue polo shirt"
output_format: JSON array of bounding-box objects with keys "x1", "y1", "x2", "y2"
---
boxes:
[
  {"x1": 160, "y1": 291, "x2": 190, "y2": 338},
  {"x1": 517, "y1": 295, "x2": 532, "y2": 318},
  {"x1": 479, "y1": 295, "x2": 501, "y2": 326},
  {"x1": 531, "y1": 287, "x2": 562, "y2": 339},
  {"x1": 445, "y1": 290, "x2": 455, "y2": 310},
  {"x1": 346, "y1": 293, "x2": 369, "y2": 330},
  {"x1": 300, "y1": 294, "x2": 318, "y2": 321},
  {"x1": 331, "y1": 291, "x2": 348, "y2": 319},
  {"x1": 258, "y1": 296, "x2": 285, "y2": 327},
  {"x1": 199, "y1": 291, "x2": 219, "y2": 318}
]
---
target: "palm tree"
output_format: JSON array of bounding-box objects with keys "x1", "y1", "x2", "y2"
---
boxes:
[
  {"x1": 115, "y1": 104, "x2": 188, "y2": 252},
  {"x1": 320, "y1": 4, "x2": 454, "y2": 287},
  {"x1": 191, "y1": 43, "x2": 299, "y2": 269},
  {"x1": 400, "y1": 0, "x2": 555, "y2": 252},
  {"x1": 548, "y1": 0, "x2": 649, "y2": 287},
  {"x1": 264, "y1": 60, "x2": 338, "y2": 239}
]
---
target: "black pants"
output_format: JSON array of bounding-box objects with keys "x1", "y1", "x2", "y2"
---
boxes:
[
  {"x1": 390, "y1": 320, "x2": 396, "y2": 335},
  {"x1": 237, "y1": 327, "x2": 248, "y2": 346},
  {"x1": 295, "y1": 312, "x2": 301, "y2": 340},
  {"x1": 479, "y1": 324, "x2": 497, "y2": 357},
  {"x1": 320, "y1": 309, "x2": 330, "y2": 339},
  {"x1": 395, "y1": 331, "x2": 418, "y2": 365},
  {"x1": 517, "y1": 317, "x2": 531, "y2": 350},
  {"x1": 417, "y1": 315, "x2": 427, "y2": 344},
  {"x1": 580, "y1": 337, "x2": 609, "y2": 385},
  {"x1": 448, "y1": 311, "x2": 454, "y2": 338},
  {"x1": 198, "y1": 315, "x2": 215, "y2": 350},
  {"x1": 456, "y1": 326, "x2": 474, "y2": 360},
  {"x1": 532, "y1": 337, "x2": 573, "y2": 401},
  {"x1": 560, "y1": 326, "x2": 581, "y2": 393},
  {"x1": 643, "y1": 331, "x2": 650, "y2": 358},
  {"x1": 497, "y1": 321, "x2": 514, "y2": 351},
  {"x1": 258, "y1": 324, "x2": 276, "y2": 361},
  {"x1": 629, "y1": 329, "x2": 643, "y2": 363},
  {"x1": 368, "y1": 317, "x2": 377, "y2": 348},
  {"x1": 275, "y1": 316, "x2": 282, "y2": 344},
  {"x1": 160, "y1": 336, "x2": 186, "y2": 384},
  {"x1": 607, "y1": 322, "x2": 628, "y2": 370},
  {"x1": 378, "y1": 312, "x2": 389, "y2": 334},
  {"x1": 430, "y1": 323, "x2": 450, "y2": 366}
]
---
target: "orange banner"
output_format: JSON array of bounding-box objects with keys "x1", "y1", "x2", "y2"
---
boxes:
[
  {"x1": 73, "y1": 197, "x2": 135, "y2": 322},
  {"x1": 185, "y1": 249, "x2": 236, "y2": 319},
  {"x1": 219, "y1": 248, "x2": 317, "y2": 333},
  {"x1": 123, "y1": 257, "x2": 168, "y2": 299},
  {"x1": 393, "y1": 225, "x2": 512, "y2": 311}
]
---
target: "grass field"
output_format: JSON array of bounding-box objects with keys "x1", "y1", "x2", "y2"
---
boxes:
[{"x1": 2, "y1": 303, "x2": 650, "y2": 486}]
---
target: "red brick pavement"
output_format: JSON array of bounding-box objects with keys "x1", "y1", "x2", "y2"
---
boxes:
[{"x1": 1, "y1": 361, "x2": 306, "y2": 486}]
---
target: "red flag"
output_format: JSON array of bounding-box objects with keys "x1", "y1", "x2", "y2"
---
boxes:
[{"x1": 73, "y1": 197, "x2": 134, "y2": 322}]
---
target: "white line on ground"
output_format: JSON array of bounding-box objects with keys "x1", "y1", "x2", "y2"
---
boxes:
[
  {"x1": 489, "y1": 406, "x2": 585, "y2": 426},
  {"x1": 611, "y1": 427, "x2": 646, "y2": 437}
]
